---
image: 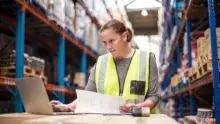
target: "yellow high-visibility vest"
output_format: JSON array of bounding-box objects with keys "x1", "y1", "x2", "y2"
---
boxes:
[{"x1": 95, "y1": 50, "x2": 156, "y2": 113}]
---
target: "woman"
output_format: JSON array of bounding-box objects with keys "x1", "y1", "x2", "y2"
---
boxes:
[{"x1": 51, "y1": 19, "x2": 160, "y2": 113}]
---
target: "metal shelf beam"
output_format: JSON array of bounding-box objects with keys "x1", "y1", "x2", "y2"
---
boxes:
[{"x1": 163, "y1": 72, "x2": 213, "y2": 99}]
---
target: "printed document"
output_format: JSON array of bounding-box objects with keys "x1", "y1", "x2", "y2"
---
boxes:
[{"x1": 75, "y1": 90, "x2": 125, "y2": 114}]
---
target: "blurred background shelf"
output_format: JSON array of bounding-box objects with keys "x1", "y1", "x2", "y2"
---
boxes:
[{"x1": 159, "y1": 0, "x2": 220, "y2": 122}]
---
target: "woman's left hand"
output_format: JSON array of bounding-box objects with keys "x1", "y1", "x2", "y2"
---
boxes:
[{"x1": 120, "y1": 103, "x2": 136, "y2": 113}]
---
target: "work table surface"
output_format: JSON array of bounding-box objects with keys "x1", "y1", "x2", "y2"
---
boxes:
[{"x1": 0, "y1": 113, "x2": 178, "y2": 124}]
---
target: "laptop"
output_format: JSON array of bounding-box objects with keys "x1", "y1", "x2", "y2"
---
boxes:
[{"x1": 15, "y1": 77, "x2": 75, "y2": 115}]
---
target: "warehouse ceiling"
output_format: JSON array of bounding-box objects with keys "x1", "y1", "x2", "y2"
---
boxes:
[
  {"x1": 126, "y1": 9, "x2": 159, "y2": 35},
  {"x1": 124, "y1": 0, "x2": 161, "y2": 35}
]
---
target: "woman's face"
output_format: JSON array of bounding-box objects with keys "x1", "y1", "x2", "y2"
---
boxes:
[{"x1": 100, "y1": 29, "x2": 127, "y2": 57}]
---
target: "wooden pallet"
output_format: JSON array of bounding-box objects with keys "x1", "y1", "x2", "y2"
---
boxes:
[
  {"x1": 0, "y1": 73, "x2": 47, "y2": 84},
  {"x1": 0, "y1": 57, "x2": 15, "y2": 66},
  {"x1": 197, "y1": 60, "x2": 220, "y2": 78},
  {"x1": 0, "y1": 66, "x2": 33, "y2": 76},
  {"x1": 33, "y1": 70, "x2": 44, "y2": 77},
  {"x1": 189, "y1": 71, "x2": 198, "y2": 82},
  {"x1": 189, "y1": 66, "x2": 198, "y2": 82}
]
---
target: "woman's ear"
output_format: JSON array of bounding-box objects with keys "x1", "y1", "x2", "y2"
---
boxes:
[{"x1": 122, "y1": 32, "x2": 128, "y2": 42}]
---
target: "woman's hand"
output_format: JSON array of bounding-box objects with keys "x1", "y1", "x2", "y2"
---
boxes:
[
  {"x1": 50, "y1": 100, "x2": 73, "y2": 112},
  {"x1": 120, "y1": 103, "x2": 136, "y2": 113}
]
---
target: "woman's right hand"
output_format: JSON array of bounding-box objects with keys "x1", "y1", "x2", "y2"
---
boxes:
[
  {"x1": 50, "y1": 100, "x2": 73, "y2": 112},
  {"x1": 120, "y1": 103, "x2": 136, "y2": 113}
]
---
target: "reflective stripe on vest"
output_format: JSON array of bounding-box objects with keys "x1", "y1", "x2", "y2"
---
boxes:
[{"x1": 95, "y1": 50, "x2": 150, "y2": 101}]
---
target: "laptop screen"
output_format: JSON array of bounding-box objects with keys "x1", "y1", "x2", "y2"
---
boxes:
[{"x1": 15, "y1": 77, "x2": 54, "y2": 115}]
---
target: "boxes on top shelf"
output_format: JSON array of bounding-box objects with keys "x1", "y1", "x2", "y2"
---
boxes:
[
  {"x1": 74, "y1": 3, "x2": 91, "y2": 39},
  {"x1": 33, "y1": 0, "x2": 48, "y2": 11},
  {"x1": 108, "y1": 0, "x2": 122, "y2": 21},
  {"x1": 196, "y1": 35, "x2": 220, "y2": 67},
  {"x1": 84, "y1": 0, "x2": 94, "y2": 12},
  {"x1": 48, "y1": 0, "x2": 66, "y2": 28},
  {"x1": 64, "y1": 0, "x2": 75, "y2": 34},
  {"x1": 196, "y1": 37, "x2": 205, "y2": 60},
  {"x1": 204, "y1": 27, "x2": 220, "y2": 42},
  {"x1": 93, "y1": 0, "x2": 111, "y2": 26},
  {"x1": 85, "y1": 23, "x2": 100, "y2": 53}
]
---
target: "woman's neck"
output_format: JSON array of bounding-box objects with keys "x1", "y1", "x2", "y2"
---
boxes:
[{"x1": 114, "y1": 47, "x2": 135, "y2": 59}]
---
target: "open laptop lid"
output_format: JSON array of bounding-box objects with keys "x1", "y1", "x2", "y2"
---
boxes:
[{"x1": 15, "y1": 77, "x2": 53, "y2": 115}]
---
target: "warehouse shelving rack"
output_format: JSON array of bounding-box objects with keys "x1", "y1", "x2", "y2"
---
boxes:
[
  {"x1": 160, "y1": 0, "x2": 220, "y2": 122},
  {"x1": 0, "y1": 0, "x2": 111, "y2": 113}
]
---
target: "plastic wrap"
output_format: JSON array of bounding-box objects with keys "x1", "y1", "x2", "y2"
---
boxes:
[
  {"x1": 48, "y1": 0, "x2": 65, "y2": 28},
  {"x1": 64, "y1": 0, "x2": 75, "y2": 33},
  {"x1": 93, "y1": 0, "x2": 110, "y2": 25},
  {"x1": 74, "y1": 3, "x2": 90, "y2": 39},
  {"x1": 34, "y1": 0, "x2": 48, "y2": 11}
]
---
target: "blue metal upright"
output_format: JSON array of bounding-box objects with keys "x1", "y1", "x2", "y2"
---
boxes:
[
  {"x1": 15, "y1": 7, "x2": 26, "y2": 112},
  {"x1": 58, "y1": 36, "x2": 65, "y2": 103},
  {"x1": 186, "y1": 20, "x2": 192, "y2": 67},
  {"x1": 80, "y1": 52, "x2": 87, "y2": 86},
  {"x1": 175, "y1": 0, "x2": 179, "y2": 27},
  {"x1": 186, "y1": 20, "x2": 196, "y2": 115},
  {"x1": 174, "y1": 98, "x2": 178, "y2": 119},
  {"x1": 80, "y1": 53, "x2": 87, "y2": 75},
  {"x1": 207, "y1": 0, "x2": 220, "y2": 122},
  {"x1": 189, "y1": 94, "x2": 196, "y2": 115},
  {"x1": 178, "y1": 95, "x2": 184, "y2": 118},
  {"x1": 81, "y1": 28, "x2": 87, "y2": 83}
]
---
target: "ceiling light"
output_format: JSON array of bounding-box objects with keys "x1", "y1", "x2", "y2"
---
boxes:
[{"x1": 141, "y1": 9, "x2": 148, "y2": 16}]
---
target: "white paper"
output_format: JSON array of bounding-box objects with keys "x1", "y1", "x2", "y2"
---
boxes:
[{"x1": 75, "y1": 90, "x2": 125, "y2": 114}]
